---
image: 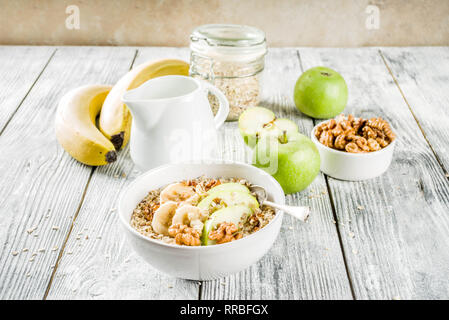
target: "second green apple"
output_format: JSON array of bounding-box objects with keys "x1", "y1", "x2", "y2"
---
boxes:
[
  {"x1": 294, "y1": 66, "x2": 348, "y2": 119},
  {"x1": 253, "y1": 131, "x2": 320, "y2": 194}
]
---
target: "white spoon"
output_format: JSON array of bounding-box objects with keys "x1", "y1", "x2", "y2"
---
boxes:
[{"x1": 250, "y1": 185, "x2": 310, "y2": 222}]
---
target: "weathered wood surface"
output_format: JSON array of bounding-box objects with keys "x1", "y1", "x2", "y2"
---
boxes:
[
  {"x1": 201, "y1": 48, "x2": 353, "y2": 300},
  {"x1": 0, "y1": 46, "x2": 448, "y2": 300},
  {"x1": 0, "y1": 47, "x2": 135, "y2": 299},
  {"x1": 45, "y1": 47, "x2": 200, "y2": 300},
  {"x1": 381, "y1": 47, "x2": 449, "y2": 173},
  {"x1": 299, "y1": 48, "x2": 449, "y2": 299},
  {"x1": 48, "y1": 47, "x2": 352, "y2": 300},
  {"x1": 0, "y1": 46, "x2": 55, "y2": 132}
]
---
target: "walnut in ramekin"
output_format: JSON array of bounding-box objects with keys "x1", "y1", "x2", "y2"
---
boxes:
[{"x1": 314, "y1": 114, "x2": 395, "y2": 153}]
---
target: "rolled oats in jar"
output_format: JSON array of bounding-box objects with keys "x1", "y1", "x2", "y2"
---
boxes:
[{"x1": 189, "y1": 24, "x2": 267, "y2": 121}]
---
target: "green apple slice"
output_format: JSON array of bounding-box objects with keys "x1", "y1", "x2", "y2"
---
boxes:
[
  {"x1": 207, "y1": 182, "x2": 250, "y2": 195},
  {"x1": 260, "y1": 118, "x2": 300, "y2": 143},
  {"x1": 201, "y1": 205, "x2": 252, "y2": 245},
  {"x1": 273, "y1": 118, "x2": 299, "y2": 136},
  {"x1": 238, "y1": 107, "x2": 299, "y2": 147},
  {"x1": 197, "y1": 190, "x2": 259, "y2": 212},
  {"x1": 239, "y1": 107, "x2": 275, "y2": 145}
]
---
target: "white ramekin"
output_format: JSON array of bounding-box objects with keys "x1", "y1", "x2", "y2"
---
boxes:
[
  {"x1": 118, "y1": 161, "x2": 285, "y2": 280},
  {"x1": 311, "y1": 123, "x2": 396, "y2": 181}
]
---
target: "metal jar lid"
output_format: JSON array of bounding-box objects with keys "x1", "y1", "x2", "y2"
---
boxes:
[{"x1": 190, "y1": 24, "x2": 267, "y2": 61}]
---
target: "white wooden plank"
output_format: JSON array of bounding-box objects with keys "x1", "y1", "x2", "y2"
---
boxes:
[
  {"x1": 8, "y1": 46, "x2": 447, "y2": 300},
  {"x1": 201, "y1": 48, "x2": 353, "y2": 299},
  {"x1": 299, "y1": 47, "x2": 449, "y2": 299},
  {"x1": 0, "y1": 46, "x2": 136, "y2": 299},
  {"x1": 0, "y1": 46, "x2": 55, "y2": 131},
  {"x1": 381, "y1": 47, "x2": 449, "y2": 174},
  {"x1": 46, "y1": 47, "x2": 199, "y2": 299},
  {"x1": 49, "y1": 47, "x2": 352, "y2": 299}
]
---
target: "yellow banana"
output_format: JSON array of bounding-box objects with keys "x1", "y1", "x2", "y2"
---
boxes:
[
  {"x1": 99, "y1": 59, "x2": 190, "y2": 150},
  {"x1": 55, "y1": 85, "x2": 116, "y2": 166}
]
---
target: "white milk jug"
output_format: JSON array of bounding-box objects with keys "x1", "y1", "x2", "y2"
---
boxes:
[{"x1": 122, "y1": 75, "x2": 229, "y2": 171}]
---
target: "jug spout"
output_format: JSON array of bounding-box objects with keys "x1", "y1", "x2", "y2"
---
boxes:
[
  {"x1": 122, "y1": 75, "x2": 201, "y2": 130},
  {"x1": 122, "y1": 88, "x2": 166, "y2": 131},
  {"x1": 121, "y1": 75, "x2": 227, "y2": 171}
]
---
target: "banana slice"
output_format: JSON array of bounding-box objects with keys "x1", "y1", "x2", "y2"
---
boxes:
[
  {"x1": 171, "y1": 205, "x2": 207, "y2": 233},
  {"x1": 160, "y1": 182, "x2": 196, "y2": 204},
  {"x1": 55, "y1": 85, "x2": 116, "y2": 166},
  {"x1": 152, "y1": 201, "x2": 178, "y2": 236}
]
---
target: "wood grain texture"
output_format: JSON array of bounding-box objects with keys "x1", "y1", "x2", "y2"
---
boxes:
[
  {"x1": 2, "y1": 46, "x2": 448, "y2": 300},
  {"x1": 380, "y1": 47, "x2": 449, "y2": 174},
  {"x1": 0, "y1": 46, "x2": 55, "y2": 132},
  {"x1": 298, "y1": 47, "x2": 449, "y2": 299},
  {"x1": 46, "y1": 47, "x2": 199, "y2": 299},
  {"x1": 0, "y1": 47, "x2": 136, "y2": 299},
  {"x1": 201, "y1": 48, "x2": 353, "y2": 300}
]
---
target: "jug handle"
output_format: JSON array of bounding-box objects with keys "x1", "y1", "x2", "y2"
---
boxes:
[{"x1": 203, "y1": 82, "x2": 229, "y2": 129}]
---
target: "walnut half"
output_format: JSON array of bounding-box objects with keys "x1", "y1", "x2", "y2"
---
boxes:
[
  {"x1": 168, "y1": 224, "x2": 201, "y2": 246},
  {"x1": 208, "y1": 222, "x2": 243, "y2": 244}
]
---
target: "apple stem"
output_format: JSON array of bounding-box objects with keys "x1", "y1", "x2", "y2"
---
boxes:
[{"x1": 279, "y1": 130, "x2": 288, "y2": 144}]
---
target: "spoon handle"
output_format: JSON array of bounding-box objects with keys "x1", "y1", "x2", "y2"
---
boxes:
[{"x1": 264, "y1": 200, "x2": 310, "y2": 222}]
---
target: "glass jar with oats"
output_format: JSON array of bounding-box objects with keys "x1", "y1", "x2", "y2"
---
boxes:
[{"x1": 189, "y1": 24, "x2": 267, "y2": 121}]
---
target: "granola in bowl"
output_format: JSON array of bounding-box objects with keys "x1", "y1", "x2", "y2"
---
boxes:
[{"x1": 130, "y1": 176, "x2": 276, "y2": 246}]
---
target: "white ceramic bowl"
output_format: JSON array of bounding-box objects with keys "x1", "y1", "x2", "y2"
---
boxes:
[
  {"x1": 118, "y1": 161, "x2": 285, "y2": 280},
  {"x1": 311, "y1": 123, "x2": 396, "y2": 181}
]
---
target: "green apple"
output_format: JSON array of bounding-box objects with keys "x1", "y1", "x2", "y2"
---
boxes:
[
  {"x1": 201, "y1": 205, "x2": 252, "y2": 245},
  {"x1": 238, "y1": 107, "x2": 299, "y2": 147},
  {"x1": 294, "y1": 66, "x2": 348, "y2": 119},
  {"x1": 197, "y1": 190, "x2": 259, "y2": 212},
  {"x1": 207, "y1": 182, "x2": 250, "y2": 195},
  {"x1": 253, "y1": 131, "x2": 320, "y2": 194}
]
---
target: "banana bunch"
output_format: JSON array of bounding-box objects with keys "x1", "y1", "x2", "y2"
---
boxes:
[
  {"x1": 55, "y1": 85, "x2": 116, "y2": 166},
  {"x1": 55, "y1": 59, "x2": 190, "y2": 166}
]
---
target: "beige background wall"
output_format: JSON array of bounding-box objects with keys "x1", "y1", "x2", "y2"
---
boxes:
[{"x1": 2, "y1": 0, "x2": 449, "y2": 47}]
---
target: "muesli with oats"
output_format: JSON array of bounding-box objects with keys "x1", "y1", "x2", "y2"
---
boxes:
[{"x1": 130, "y1": 176, "x2": 276, "y2": 246}]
